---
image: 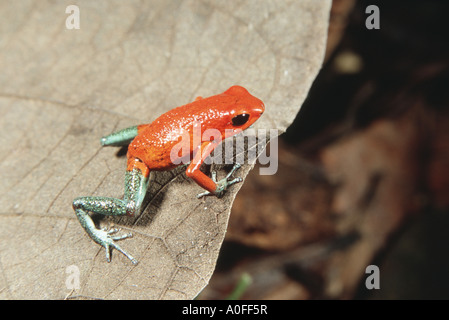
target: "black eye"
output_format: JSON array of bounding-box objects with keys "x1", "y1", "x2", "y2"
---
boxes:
[{"x1": 232, "y1": 113, "x2": 250, "y2": 126}]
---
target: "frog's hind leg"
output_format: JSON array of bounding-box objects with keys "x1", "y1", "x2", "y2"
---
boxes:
[{"x1": 72, "y1": 158, "x2": 150, "y2": 264}]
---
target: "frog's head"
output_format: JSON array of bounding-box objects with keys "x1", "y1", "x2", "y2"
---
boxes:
[{"x1": 222, "y1": 85, "x2": 265, "y2": 137}]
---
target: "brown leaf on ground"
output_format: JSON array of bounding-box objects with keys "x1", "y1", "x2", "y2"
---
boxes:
[{"x1": 0, "y1": 0, "x2": 330, "y2": 299}]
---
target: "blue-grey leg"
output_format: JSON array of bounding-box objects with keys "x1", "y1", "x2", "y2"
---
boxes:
[
  {"x1": 73, "y1": 165, "x2": 149, "y2": 264},
  {"x1": 100, "y1": 125, "x2": 139, "y2": 147}
]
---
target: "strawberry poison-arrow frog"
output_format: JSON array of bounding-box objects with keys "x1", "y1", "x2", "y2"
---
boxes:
[{"x1": 73, "y1": 85, "x2": 265, "y2": 264}]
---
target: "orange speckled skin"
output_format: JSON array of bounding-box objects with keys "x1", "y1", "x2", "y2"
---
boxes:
[{"x1": 126, "y1": 86, "x2": 265, "y2": 174}]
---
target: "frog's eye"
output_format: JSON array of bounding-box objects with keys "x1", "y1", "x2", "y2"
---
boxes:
[{"x1": 232, "y1": 113, "x2": 250, "y2": 126}]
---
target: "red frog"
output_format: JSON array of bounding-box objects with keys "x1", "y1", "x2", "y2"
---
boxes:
[{"x1": 73, "y1": 85, "x2": 265, "y2": 264}]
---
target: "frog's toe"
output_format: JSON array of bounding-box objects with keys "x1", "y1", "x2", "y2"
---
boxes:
[
  {"x1": 106, "y1": 227, "x2": 120, "y2": 235},
  {"x1": 197, "y1": 190, "x2": 213, "y2": 198},
  {"x1": 94, "y1": 229, "x2": 137, "y2": 265},
  {"x1": 108, "y1": 241, "x2": 138, "y2": 265},
  {"x1": 226, "y1": 177, "x2": 243, "y2": 187}
]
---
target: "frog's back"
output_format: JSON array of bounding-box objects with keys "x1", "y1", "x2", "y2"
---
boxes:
[
  {"x1": 126, "y1": 86, "x2": 262, "y2": 171},
  {"x1": 127, "y1": 96, "x2": 230, "y2": 170}
]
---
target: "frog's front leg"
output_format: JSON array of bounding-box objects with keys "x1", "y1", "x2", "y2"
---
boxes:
[
  {"x1": 100, "y1": 125, "x2": 139, "y2": 147},
  {"x1": 100, "y1": 124, "x2": 153, "y2": 147},
  {"x1": 72, "y1": 157, "x2": 149, "y2": 264},
  {"x1": 186, "y1": 141, "x2": 243, "y2": 198}
]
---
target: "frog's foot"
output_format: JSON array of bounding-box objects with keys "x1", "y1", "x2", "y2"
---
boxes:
[
  {"x1": 92, "y1": 227, "x2": 138, "y2": 265},
  {"x1": 197, "y1": 163, "x2": 243, "y2": 198}
]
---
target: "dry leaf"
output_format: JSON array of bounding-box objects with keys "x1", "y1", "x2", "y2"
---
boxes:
[{"x1": 0, "y1": 0, "x2": 330, "y2": 299}]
